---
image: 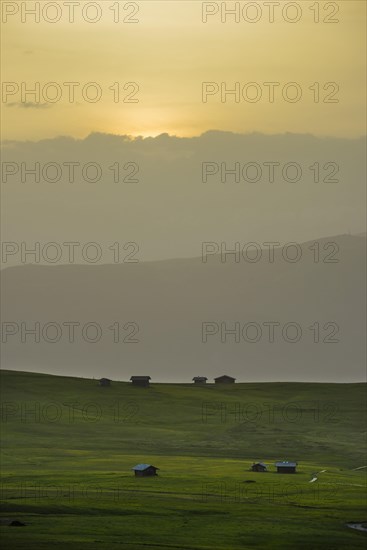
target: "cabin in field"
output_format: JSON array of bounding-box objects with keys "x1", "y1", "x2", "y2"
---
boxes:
[
  {"x1": 275, "y1": 461, "x2": 297, "y2": 474},
  {"x1": 192, "y1": 376, "x2": 208, "y2": 384},
  {"x1": 214, "y1": 375, "x2": 236, "y2": 384},
  {"x1": 99, "y1": 378, "x2": 111, "y2": 387},
  {"x1": 132, "y1": 464, "x2": 159, "y2": 477},
  {"x1": 251, "y1": 462, "x2": 267, "y2": 472},
  {"x1": 130, "y1": 376, "x2": 151, "y2": 387}
]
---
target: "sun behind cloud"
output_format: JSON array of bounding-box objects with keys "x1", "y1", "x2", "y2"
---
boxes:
[{"x1": 1, "y1": 1, "x2": 366, "y2": 140}]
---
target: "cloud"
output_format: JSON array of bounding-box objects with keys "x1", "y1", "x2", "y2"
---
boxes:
[
  {"x1": 1, "y1": 131, "x2": 365, "y2": 262},
  {"x1": 6, "y1": 102, "x2": 51, "y2": 110}
]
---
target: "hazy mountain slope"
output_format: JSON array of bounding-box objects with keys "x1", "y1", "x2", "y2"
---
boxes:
[{"x1": 1, "y1": 235, "x2": 365, "y2": 381}]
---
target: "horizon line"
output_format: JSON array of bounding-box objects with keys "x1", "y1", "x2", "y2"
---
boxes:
[
  {"x1": 2, "y1": 129, "x2": 367, "y2": 146},
  {"x1": 1, "y1": 369, "x2": 366, "y2": 385}
]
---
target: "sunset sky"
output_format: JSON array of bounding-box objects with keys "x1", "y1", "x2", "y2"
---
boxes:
[
  {"x1": 1, "y1": 0, "x2": 366, "y2": 141},
  {"x1": 1, "y1": 2, "x2": 366, "y2": 383}
]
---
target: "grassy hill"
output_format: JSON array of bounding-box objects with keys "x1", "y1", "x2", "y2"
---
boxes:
[{"x1": 0, "y1": 370, "x2": 366, "y2": 549}]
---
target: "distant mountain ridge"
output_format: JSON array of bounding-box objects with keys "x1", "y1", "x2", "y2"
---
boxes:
[{"x1": 1, "y1": 234, "x2": 365, "y2": 383}]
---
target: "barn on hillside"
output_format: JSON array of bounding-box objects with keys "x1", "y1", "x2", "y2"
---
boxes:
[
  {"x1": 130, "y1": 376, "x2": 151, "y2": 387},
  {"x1": 99, "y1": 378, "x2": 111, "y2": 387},
  {"x1": 192, "y1": 376, "x2": 208, "y2": 384},
  {"x1": 251, "y1": 462, "x2": 267, "y2": 472},
  {"x1": 132, "y1": 464, "x2": 159, "y2": 477},
  {"x1": 275, "y1": 461, "x2": 297, "y2": 473},
  {"x1": 214, "y1": 375, "x2": 236, "y2": 384}
]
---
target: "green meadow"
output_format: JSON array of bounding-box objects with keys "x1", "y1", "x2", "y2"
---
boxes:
[{"x1": 0, "y1": 370, "x2": 366, "y2": 549}]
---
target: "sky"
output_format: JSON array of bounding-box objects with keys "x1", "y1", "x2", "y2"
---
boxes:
[
  {"x1": 1, "y1": 1, "x2": 366, "y2": 263},
  {"x1": 1, "y1": 0, "x2": 366, "y2": 141},
  {"x1": 1, "y1": 131, "x2": 366, "y2": 263},
  {"x1": 1, "y1": 1, "x2": 366, "y2": 381}
]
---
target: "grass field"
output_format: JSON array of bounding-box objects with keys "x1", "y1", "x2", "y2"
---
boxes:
[{"x1": 0, "y1": 370, "x2": 366, "y2": 549}]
